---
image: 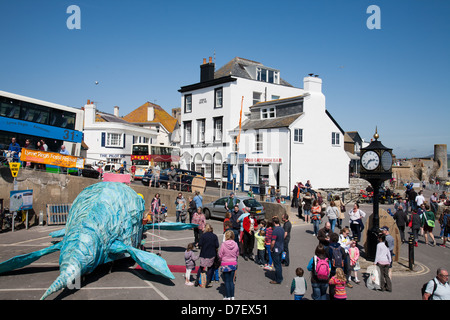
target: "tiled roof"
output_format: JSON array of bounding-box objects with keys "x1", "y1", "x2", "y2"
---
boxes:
[
  {"x1": 95, "y1": 112, "x2": 131, "y2": 124},
  {"x1": 214, "y1": 57, "x2": 293, "y2": 87},
  {"x1": 239, "y1": 113, "x2": 303, "y2": 131},
  {"x1": 122, "y1": 102, "x2": 178, "y2": 133}
]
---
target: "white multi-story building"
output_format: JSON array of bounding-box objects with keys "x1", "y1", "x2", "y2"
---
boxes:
[
  {"x1": 179, "y1": 57, "x2": 350, "y2": 192},
  {"x1": 82, "y1": 101, "x2": 157, "y2": 166},
  {"x1": 230, "y1": 76, "x2": 350, "y2": 195},
  {"x1": 179, "y1": 57, "x2": 305, "y2": 187}
]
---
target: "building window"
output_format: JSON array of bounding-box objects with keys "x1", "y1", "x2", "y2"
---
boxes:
[
  {"x1": 271, "y1": 95, "x2": 280, "y2": 100},
  {"x1": 332, "y1": 132, "x2": 340, "y2": 146},
  {"x1": 197, "y1": 119, "x2": 205, "y2": 143},
  {"x1": 294, "y1": 128, "x2": 303, "y2": 143},
  {"x1": 184, "y1": 94, "x2": 192, "y2": 113},
  {"x1": 106, "y1": 133, "x2": 122, "y2": 147},
  {"x1": 261, "y1": 107, "x2": 276, "y2": 119},
  {"x1": 214, "y1": 88, "x2": 223, "y2": 109},
  {"x1": 255, "y1": 132, "x2": 263, "y2": 152},
  {"x1": 253, "y1": 92, "x2": 262, "y2": 105},
  {"x1": 256, "y1": 68, "x2": 279, "y2": 84},
  {"x1": 183, "y1": 121, "x2": 192, "y2": 144},
  {"x1": 213, "y1": 117, "x2": 223, "y2": 142}
]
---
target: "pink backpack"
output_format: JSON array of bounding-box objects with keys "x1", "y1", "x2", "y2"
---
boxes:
[{"x1": 315, "y1": 256, "x2": 330, "y2": 280}]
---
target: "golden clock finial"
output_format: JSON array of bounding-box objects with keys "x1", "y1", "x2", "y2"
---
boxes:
[{"x1": 373, "y1": 126, "x2": 379, "y2": 141}]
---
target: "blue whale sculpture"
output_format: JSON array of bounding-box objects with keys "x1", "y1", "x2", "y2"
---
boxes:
[{"x1": 0, "y1": 182, "x2": 196, "y2": 300}]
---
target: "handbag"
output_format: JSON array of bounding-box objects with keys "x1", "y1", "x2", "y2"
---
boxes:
[{"x1": 426, "y1": 219, "x2": 435, "y2": 228}]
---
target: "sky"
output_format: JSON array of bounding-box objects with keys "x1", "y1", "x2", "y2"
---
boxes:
[{"x1": 0, "y1": 0, "x2": 449, "y2": 159}]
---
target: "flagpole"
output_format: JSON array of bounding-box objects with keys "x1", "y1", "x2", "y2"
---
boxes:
[{"x1": 234, "y1": 96, "x2": 244, "y2": 194}]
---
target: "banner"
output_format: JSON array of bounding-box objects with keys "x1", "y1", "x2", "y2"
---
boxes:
[{"x1": 20, "y1": 148, "x2": 85, "y2": 169}]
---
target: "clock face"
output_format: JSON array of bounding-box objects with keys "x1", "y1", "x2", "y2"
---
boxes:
[
  {"x1": 381, "y1": 151, "x2": 393, "y2": 171},
  {"x1": 361, "y1": 151, "x2": 380, "y2": 171}
]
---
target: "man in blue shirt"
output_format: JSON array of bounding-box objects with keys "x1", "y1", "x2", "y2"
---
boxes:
[
  {"x1": 193, "y1": 191, "x2": 203, "y2": 209},
  {"x1": 270, "y1": 216, "x2": 284, "y2": 284},
  {"x1": 8, "y1": 137, "x2": 21, "y2": 162}
]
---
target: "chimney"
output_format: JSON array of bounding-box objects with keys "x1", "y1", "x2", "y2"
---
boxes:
[
  {"x1": 303, "y1": 74, "x2": 322, "y2": 92},
  {"x1": 200, "y1": 57, "x2": 215, "y2": 82},
  {"x1": 147, "y1": 104, "x2": 155, "y2": 121},
  {"x1": 114, "y1": 106, "x2": 119, "y2": 117}
]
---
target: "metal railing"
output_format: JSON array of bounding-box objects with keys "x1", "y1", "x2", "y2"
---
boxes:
[{"x1": 46, "y1": 203, "x2": 72, "y2": 225}]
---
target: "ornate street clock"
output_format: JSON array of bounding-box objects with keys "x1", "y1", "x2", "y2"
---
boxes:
[{"x1": 359, "y1": 128, "x2": 393, "y2": 260}]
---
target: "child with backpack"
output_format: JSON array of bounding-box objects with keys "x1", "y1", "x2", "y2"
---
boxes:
[{"x1": 307, "y1": 244, "x2": 331, "y2": 300}]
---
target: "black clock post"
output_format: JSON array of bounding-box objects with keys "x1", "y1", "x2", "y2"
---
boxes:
[{"x1": 359, "y1": 129, "x2": 393, "y2": 260}]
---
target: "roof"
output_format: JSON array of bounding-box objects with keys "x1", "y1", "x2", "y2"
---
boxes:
[
  {"x1": 239, "y1": 113, "x2": 303, "y2": 131},
  {"x1": 95, "y1": 112, "x2": 130, "y2": 124},
  {"x1": 122, "y1": 102, "x2": 178, "y2": 133},
  {"x1": 214, "y1": 57, "x2": 293, "y2": 87}
]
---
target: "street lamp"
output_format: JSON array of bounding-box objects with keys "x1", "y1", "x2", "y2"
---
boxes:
[{"x1": 359, "y1": 128, "x2": 393, "y2": 260}]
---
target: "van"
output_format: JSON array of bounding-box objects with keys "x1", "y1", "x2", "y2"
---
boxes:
[{"x1": 103, "y1": 163, "x2": 123, "y2": 173}]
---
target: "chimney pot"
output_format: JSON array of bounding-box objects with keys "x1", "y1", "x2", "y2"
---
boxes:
[
  {"x1": 209, "y1": 57, "x2": 212, "y2": 63},
  {"x1": 203, "y1": 58, "x2": 207, "y2": 64}
]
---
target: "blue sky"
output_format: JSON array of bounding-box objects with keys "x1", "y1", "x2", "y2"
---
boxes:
[{"x1": 0, "y1": 0, "x2": 449, "y2": 158}]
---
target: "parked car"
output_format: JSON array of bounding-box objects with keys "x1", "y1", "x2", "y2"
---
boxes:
[
  {"x1": 69, "y1": 164, "x2": 101, "y2": 179},
  {"x1": 141, "y1": 168, "x2": 205, "y2": 192},
  {"x1": 202, "y1": 196, "x2": 265, "y2": 221}
]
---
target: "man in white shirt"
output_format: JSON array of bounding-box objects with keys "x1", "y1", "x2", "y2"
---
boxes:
[
  {"x1": 423, "y1": 268, "x2": 450, "y2": 300},
  {"x1": 415, "y1": 190, "x2": 425, "y2": 208}
]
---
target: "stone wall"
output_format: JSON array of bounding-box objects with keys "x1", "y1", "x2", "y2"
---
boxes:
[{"x1": 0, "y1": 167, "x2": 287, "y2": 226}]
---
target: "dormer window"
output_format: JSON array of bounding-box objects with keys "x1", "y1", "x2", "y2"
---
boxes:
[
  {"x1": 261, "y1": 107, "x2": 276, "y2": 119},
  {"x1": 256, "y1": 67, "x2": 279, "y2": 84}
]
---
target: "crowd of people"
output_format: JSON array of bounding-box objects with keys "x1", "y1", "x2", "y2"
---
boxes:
[
  {"x1": 176, "y1": 189, "x2": 292, "y2": 300},
  {"x1": 146, "y1": 179, "x2": 450, "y2": 300}
]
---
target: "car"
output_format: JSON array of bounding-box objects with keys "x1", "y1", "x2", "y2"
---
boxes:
[
  {"x1": 202, "y1": 196, "x2": 266, "y2": 221},
  {"x1": 69, "y1": 164, "x2": 101, "y2": 179},
  {"x1": 141, "y1": 168, "x2": 205, "y2": 192},
  {"x1": 81, "y1": 164, "x2": 101, "y2": 179}
]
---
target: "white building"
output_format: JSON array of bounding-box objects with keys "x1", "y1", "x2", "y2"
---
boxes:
[
  {"x1": 231, "y1": 75, "x2": 350, "y2": 195},
  {"x1": 82, "y1": 101, "x2": 158, "y2": 166},
  {"x1": 179, "y1": 57, "x2": 305, "y2": 187}
]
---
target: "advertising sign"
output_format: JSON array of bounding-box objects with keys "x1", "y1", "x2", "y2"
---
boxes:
[{"x1": 20, "y1": 148, "x2": 85, "y2": 169}]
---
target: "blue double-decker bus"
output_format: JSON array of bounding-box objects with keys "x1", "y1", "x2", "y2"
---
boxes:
[{"x1": 0, "y1": 90, "x2": 84, "y2": 172}]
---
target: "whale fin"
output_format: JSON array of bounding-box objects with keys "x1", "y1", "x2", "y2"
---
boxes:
[
  {"x1": 143, "y1": 222, "x2": 197, "y2": 232},
  {"x1": 0, "y1": 242, "x2": 63, "y2": 274},
  {"x1": 109, "y1": 241, "x2": 175, "y2": 280},
  {"x1": 49, "y1": 228, "x2": 66, "y2": 238}
]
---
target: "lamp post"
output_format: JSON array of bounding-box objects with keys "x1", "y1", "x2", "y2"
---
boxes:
[{"x1": 359, "y1": 128, "x2": 393, "y2": 260}]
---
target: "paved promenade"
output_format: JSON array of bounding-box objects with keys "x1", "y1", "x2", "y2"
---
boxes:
[{"x1": 0, "y1": 186, "x2": 448, "y2": 302}]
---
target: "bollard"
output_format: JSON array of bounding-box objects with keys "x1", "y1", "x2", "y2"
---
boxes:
[
  {"x1": 39, "y1": 210, "x2": 44, "y2": 226},
  {"x1": 408, "y1": 233, "x2": 415, "y2": 270}
]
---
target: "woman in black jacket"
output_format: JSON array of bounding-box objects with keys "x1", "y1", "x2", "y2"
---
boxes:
[{"x1": 187, "y1": 196, "x2": 197, "y2": 223}]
